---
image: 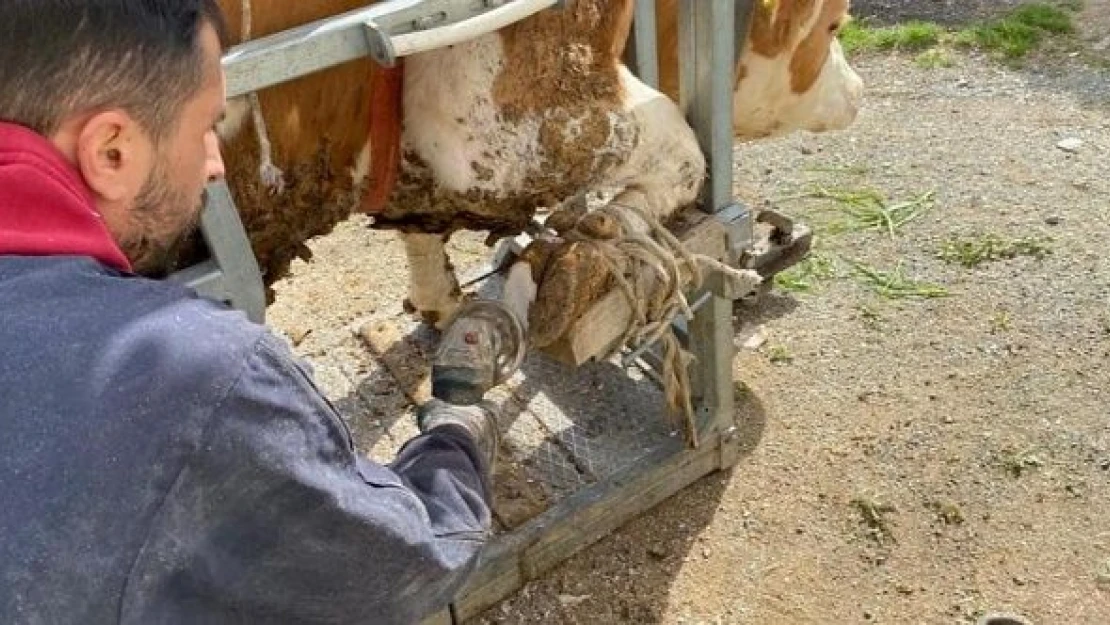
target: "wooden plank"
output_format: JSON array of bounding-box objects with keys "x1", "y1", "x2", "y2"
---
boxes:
[
  {"x1": 444, "y1": 533, "x2": 529, "y2": 624},
  {"x1": 519, "y1": 437, "x2": 719, "y2": 581},
  {"x1": 539, "y1": 209, "x2": 731, "y2": 366},
  {"x1": 420, "y1": 512, "x2": 539, "y2": 625},
  {"x1": 539, "y1": 289, "x2": 633, "y2": 366},
  {"x1": 357, "y1": 318, "x2": 432, "y2": 405},
  {"x1": 421, "y1": 608, "x2": 453, "y2": 625},
  {"x1": 441, "y1": 430, "x2": 729, "y2": 622},
  {"x1": 667, "y1": 208, "x2": 731, "y2": 265}
]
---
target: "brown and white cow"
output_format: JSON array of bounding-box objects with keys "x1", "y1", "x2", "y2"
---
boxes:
[{"x1": 214, "y1": 0, "x2": 862, "y2": 332}]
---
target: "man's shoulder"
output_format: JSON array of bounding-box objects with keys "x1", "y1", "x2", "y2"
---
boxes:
[
  {"x1": 112, "y1": 276, "x2": 278, "y2": 393},
  {"x1": 83, "y1": 261, "x2": 269, "y2": 362},
  {"x1": 3, "y1": 255, "x2": 276, "y2": 393},
  {"x1": 137, "y1": 290, "x2": 268, "y2": 366}
]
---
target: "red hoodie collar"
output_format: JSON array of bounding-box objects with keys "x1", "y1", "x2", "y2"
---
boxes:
[{"x1": 0, "y1": 121, "x2": 132, "y2": 273}]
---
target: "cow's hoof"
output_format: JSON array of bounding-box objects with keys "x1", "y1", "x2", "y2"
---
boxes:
[{"x1": 528, "y1": 240, "x2": 613, "y2": 348}]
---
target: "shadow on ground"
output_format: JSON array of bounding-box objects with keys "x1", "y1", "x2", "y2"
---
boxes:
[{"x1": 466, "y1": 384, "x2": 767, "y2": 624}]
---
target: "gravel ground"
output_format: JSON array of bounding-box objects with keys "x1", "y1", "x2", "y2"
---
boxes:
[{"x1": 266, "y1": 1, "x2": 1110, "y2": 623}]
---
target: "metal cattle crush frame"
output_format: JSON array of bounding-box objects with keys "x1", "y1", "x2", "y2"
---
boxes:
[{"x1": 168, "y1": 0, "x2": 774, "y2": 621}]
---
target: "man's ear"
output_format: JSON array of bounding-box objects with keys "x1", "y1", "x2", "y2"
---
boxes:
[{"x1": 73, "y1": 110, "x2": 152, "y2": 203}]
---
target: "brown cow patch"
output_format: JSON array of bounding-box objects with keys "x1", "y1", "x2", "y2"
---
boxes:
[
  {"x1": 222, "y1": 130, "x2": 359, "y2": 293},
  {"x1": 493, "y1": 0, "x2": 633, "y2": 119},
  {"x1": 748, "y1": 0, "x2": 819, "y2": 58},
  {"x1": 214, "y1": 0, "x2": 381, "y2": 288},
  {"x1": 789, "y1": 0, "x2": 849, "y2": 93}
]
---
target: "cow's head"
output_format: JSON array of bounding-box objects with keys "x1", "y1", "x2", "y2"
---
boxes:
[
  {"x1": 656, "y1": 0, "x2": 862, "y2": 140},
  {"x1": 734, "y1": 0, "x2": 862, "y2": 138}
]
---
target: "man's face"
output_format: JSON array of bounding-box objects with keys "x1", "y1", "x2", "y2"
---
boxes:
[{"x1": 118, "y1": 23, "x2": 227, "y2": 275}]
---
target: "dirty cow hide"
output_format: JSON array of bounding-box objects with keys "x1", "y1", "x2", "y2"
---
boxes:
[
  {"x1": 196, "y1": 0, "x2": 640, "y2": 297},
  {"x1": 200, "y1": 0, "x2": 861, "y2": 309},
  {"x1": 186, "y1": 0, "x2": 379, "y2": 292},
  {"x1": 370, "y1": 1, "x2": 638, "y2": 237}
]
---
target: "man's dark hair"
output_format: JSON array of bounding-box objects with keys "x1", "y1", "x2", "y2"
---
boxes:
[{"x1": 0, "y1": 0, "x2": 229, "y2": 141}]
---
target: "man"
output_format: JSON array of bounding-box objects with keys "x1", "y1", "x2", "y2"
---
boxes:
[{"x1": 0, "y1": 2, "x2": 501, "y2": 623}]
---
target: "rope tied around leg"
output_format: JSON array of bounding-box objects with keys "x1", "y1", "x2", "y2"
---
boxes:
[{"x1": 553, "y1": 187, "x2": 761, "y2": 447}]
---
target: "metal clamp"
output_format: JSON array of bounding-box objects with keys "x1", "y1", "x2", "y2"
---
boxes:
[
  {"x1": 740, "y1": 208, "x2": 814, "y2": 282},
  {"x1": 364, "y1": 0, "x2": 565, "y2": 67},
  {"x1": 712, "y1": 201, "x2": 754, "y2": 266}
]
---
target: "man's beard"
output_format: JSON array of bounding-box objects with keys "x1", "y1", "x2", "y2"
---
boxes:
[{"x1": 118, "y1": 160, "x2": 206, "y2": 278}]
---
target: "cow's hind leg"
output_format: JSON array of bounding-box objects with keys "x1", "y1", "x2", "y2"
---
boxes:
[{"x1": 401, "y1": 232, "x2": 463, "y2": 328}]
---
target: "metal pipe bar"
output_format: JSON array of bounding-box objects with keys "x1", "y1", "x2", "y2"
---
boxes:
[
  {"x1": 681, "y1": 0, "x2": 736, "y2": 214},
  {"x1": 221, "y1": 0, "x2": 560, "y2": 98},
  {"x1": 371, "y1": 0, "x2": 564, "y2": 66}
]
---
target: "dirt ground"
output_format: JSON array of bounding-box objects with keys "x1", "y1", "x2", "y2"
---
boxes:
[{"x1": 266, "y1": 1, "x2": 1110, "y2": 623}]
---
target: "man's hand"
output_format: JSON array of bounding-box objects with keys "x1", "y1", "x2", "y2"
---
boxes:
[{"x1": 417, "y1": 398, "x2": 501, "y2": 470}]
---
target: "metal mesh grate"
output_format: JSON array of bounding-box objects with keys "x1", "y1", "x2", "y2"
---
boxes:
[
  {"x1": 280, "y1": 239, "x2": 684, "y2": 532},
  {"x1": 289, "y1": 314, "x2": 678, "y2": 532}
]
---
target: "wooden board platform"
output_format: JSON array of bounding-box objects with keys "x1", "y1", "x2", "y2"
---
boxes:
[{"x1": 428, "y1": 423, "x2": 743, "y2": 623}]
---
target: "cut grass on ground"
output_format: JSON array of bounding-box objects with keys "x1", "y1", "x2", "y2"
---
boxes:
[
  {"x1": 938, "y1": 234, "x2": 1053, "y2": 267},
  {"x1": 774, "y1": 252, "x2": 838, "y2": 293},
  {"x1": 998, "y1": 447, "x2": 1044, "y2": 478},
  {"x1": 775, "y1": 254, "x2": 949, "y2": 300},
  {"x1": 777, "y1": 186, "x2": 935, "y2": 239},
  {"x1": 849, "y1": 261, "x2": 949, "y2": 300},
  {"x1": 840, "y1": 2, "x2": 1078, "y2": 60},
  {"x1": 851, "y1": 496, "x2": 897, "y2": 547}
]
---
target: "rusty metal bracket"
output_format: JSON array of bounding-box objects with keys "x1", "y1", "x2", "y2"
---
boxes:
[{"x1": 741, "y1": 208, "x2": 814, "y2": 283}]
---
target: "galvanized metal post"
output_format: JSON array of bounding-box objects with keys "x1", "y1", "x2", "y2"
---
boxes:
[
  {"x1": 678, "y1": 0, "x2": 755, "y2": 438},
  {"x1": 680, "y1": 0, "x2": 733, "y2": 213},
  {"x1": 623, "y1": 0, "x2": 659, "y2": 89},
  {"x1": 169, "y1": 181, "x2": 267, "y2": 323}
]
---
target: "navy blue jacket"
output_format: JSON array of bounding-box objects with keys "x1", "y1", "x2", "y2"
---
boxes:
[
  {"x1": 0, "y1": 255, "x2": 493, "y2": 624},
  {"x1": 0, "y1": 120, "x2": 492, "y2": 623}
]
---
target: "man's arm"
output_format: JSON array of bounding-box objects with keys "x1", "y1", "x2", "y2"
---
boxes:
[{"x1": 120, "y1": 333, "x2": 493, "y2": 625}]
